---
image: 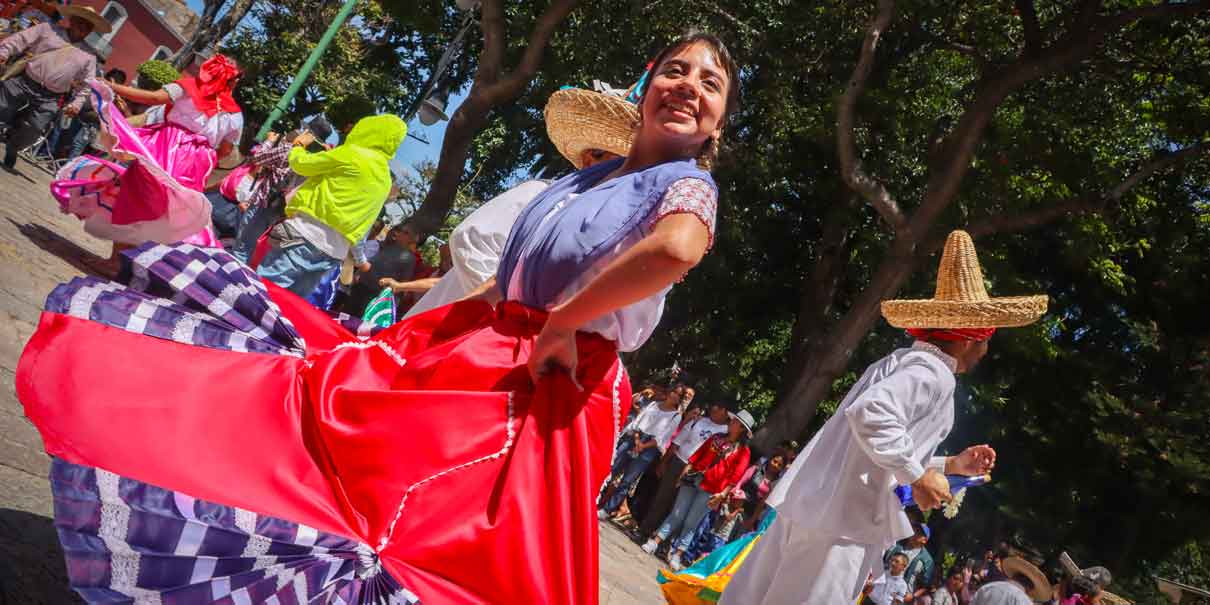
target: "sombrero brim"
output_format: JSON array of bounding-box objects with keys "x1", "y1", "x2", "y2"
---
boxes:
[
  {"x1": 544, "y1": 88, "x2": 638, "y2": 169},
  {"x1": 58, "y1": 5, "x2": 112, "y2": 33},
  {"x1": 881, "y1": 295, "x2": 1048, "y2": 329},
  {"x1": 1001, "y1": 557, "x2": 1053, "y2": 602}
]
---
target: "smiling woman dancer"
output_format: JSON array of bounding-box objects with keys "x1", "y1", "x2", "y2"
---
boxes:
[{"x1": 17, "y1": 31, "x2": 739, "y2": 604}]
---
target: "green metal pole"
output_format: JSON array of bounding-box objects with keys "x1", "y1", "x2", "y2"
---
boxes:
[{"x1": 254, "y1": 0, "x2": 359, "y2": 141}]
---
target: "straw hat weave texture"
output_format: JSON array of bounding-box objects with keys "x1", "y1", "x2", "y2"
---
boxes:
[
  {"x1": 881, "y1": 230, "x2": 1047, "y2": 329},
  {"x1": 544, "y1": 88, "x2": 639, "y2": 169}
]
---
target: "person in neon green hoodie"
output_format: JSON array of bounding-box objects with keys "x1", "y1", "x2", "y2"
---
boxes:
[{"x1": 256, "y1": 113, "x2": 408, "y2": 297}]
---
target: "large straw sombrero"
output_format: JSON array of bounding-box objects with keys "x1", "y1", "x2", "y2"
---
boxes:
[
  {"x1": 544, "y1": 84, "x2": 639, "y2": 169},
  {"x1": 1002, "y1": 557, "x2": 1053, "y2": 602},
  {"x1": 57, "y1": 4, "x2": 113, "y2": 34},
  {"x1": 881, "y1": 230, "x2": 1047, "y2": 329}
]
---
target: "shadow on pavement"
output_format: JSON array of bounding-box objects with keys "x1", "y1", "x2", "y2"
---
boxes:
[
  {"x1": 0, "y1": 508, "x2": 82, "y2": 604},
  {"x1": 7, "y1": 219, "x2": 114, "y2": 279}
]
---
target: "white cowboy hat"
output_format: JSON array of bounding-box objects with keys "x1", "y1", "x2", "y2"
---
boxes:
[
  {"x1": 544, "y1": 83, "x2": 639, "y2": 169},
  {"x1": 729, "y1": 410, "x2": 756, "y2": 436},
  {"x1": 881, "y1": 230, "x2": 1048, "y2": 329},
  {"x1": 57, "y1": 4, "x2": 113, "y2": 34}
]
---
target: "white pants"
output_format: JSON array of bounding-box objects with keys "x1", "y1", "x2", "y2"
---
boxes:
[{"x1": 720, "y1": 516, "x2": 884, "y2": 605}]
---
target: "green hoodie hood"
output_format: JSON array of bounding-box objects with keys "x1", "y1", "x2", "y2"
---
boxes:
[
  {"x1": 283, "y1": 113, "x2": 408, "y2": 245},
  {"x1": 345, "y1": 114, "x2": 407, "y2": 156}
]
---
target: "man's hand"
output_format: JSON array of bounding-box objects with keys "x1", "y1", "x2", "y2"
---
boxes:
[
  {"x1": 946, "y1": 444, "x2": 996, "y2": 476},
  {"x1": 356, "y1": 261, "x2": 371, "y2": 273},
  {"x1": 63, "y1": 105, "x2": 80, "y2": 117},
  {"x1": 911, "y1": 468, "x2": 952, "y2": 511},
  {"x1": 292, "y1": 131, "x2": 316, "y2": 148}
]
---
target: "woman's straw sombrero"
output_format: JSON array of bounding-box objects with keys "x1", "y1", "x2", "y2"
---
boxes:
[
  {"x1": 544, "y1": 86, "x2": 639, "y2": 169},
  {"x1": 881, "y1": 230, "x2": 1047, "y2": 329},
  {"x1": 1001, "y1": 557, "x2": 1054, "y2": 602},
  {"x1": 57, "y1": 4, "x2": 113, "y2": 34}
]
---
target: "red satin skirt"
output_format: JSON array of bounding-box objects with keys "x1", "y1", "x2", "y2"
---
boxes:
[{"x1": 18, "y1": 291, "x2": 628, "y2": 604}]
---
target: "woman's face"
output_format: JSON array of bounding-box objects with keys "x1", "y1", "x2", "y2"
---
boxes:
[
  {"x1": 767, "y1": 455, "x2": 785, "y2": 474},
  {"x1": 638, "y1": 41, "x2": 730, "y2": 154},
  {"x1": 727, "y1": 417, "x2": 745, "y2": 440}
]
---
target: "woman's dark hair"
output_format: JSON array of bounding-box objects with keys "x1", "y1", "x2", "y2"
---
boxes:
[
  {"x1": 104, "y1": 68, "x2": 127, "y2": 85},
  {"x1": 947, "y1": 567, "x2": 966, "y2": 580},
  {"x1": 1070, "y1": 575, "x2": 1102, "y2": 597},
  {"x1": 638, "y1": 30, "x2": 740, "y2": 171}
]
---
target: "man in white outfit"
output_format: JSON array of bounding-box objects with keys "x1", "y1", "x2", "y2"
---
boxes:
[{"x1": 721, "y1": 231, "x2": 1048, "y2": 604}]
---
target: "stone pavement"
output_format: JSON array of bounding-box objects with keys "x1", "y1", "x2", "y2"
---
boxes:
[{"x1": 0, "y1": 158, "x2": 667, "y2": 604}]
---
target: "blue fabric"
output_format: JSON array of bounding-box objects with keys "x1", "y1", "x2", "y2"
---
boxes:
[
  {"x1": 602, "y1": 438, "x2": 660, "y2": 513},
  {"x1": 657, "y1": 510, "x2": 778, "y2": 585},
  {"x1": 306, "y1": 265, "x2": 342, "y2": 310},
  {"x1": 256, "y1": 239, "x2": 341, "y2": 298},
  {"x1": 496, "y1": 157, "x2": 715, "y2": 308},
  {"x1": 683, "y1": 508, "x2": 726, "y2": 562},
  {"x1": 208, "y1": 190, "x2": 242, "y2": 238},
  {"x1": 656, "y1": 484, "x2": 713, "y2": 552}
]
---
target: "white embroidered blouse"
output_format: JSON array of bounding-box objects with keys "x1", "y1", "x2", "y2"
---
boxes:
[{"x1": 506, "y1": 177, "x2": 718, "y2": 352}]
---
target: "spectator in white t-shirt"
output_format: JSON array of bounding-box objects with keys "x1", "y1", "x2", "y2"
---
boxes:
[
  {"x1": 599, "y1": 387, "x2": 684, "y2": 519},
  {"x1": 635, "y1": 399, "x2": 730, "y2": 539},
  {"x1": 867, "y1": 553, "x2": 911, "y2": 605}
]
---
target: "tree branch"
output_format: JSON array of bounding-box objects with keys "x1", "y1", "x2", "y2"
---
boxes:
[
  {"x1": 836, "y1": 0, "x2": 907, "y2": 233},
  {"x1": 476, "y1": 0, "x2": 507, "y2": 86},
  {"x1": 1101, "y1": 0, "x2": 1210, "y2": 29},
  {"x1": 965, "y1": 142, "x2": 1209, "y2": 239},
  {"x1": 484, "y1": 0, "x2": 579, "y2": 101},
  {"x1": 1015, "y1": 0, "x2": 1043, "y2": 54}
]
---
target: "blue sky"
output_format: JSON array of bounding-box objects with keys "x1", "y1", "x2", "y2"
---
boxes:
[{"x1": 183, "y1": 0, "x2": 453, "y2": 179}]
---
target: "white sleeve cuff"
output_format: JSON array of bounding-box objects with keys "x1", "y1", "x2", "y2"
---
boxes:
[
  {"x1": 928, "y1": 456, "x2": 948, "y2": 472},
  {"x1": 894, "y1": 461, "x2": 926, "y2": 486}
]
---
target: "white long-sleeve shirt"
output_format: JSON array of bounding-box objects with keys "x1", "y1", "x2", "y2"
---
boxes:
[
  {"x1": 766, "y1": 341, "x2": 957, "y2": 546},
  {"x1": 405, "y1": 180, "x2": 550, "y2": 318},
  {"x1": 624, "y1": 402, "x2": 682, "y2": 453}
]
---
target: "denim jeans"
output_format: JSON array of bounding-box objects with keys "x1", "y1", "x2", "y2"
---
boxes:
[
  {"x1": 256, "y1": 238, "x2": 341, "y2": 298},
  {"x1": 656, "y1": 484, "x2": 713, "y2": 552},
  {"x1": 231, "y1": 203, "x2": 281, "y2": 264},
  {"x1": 207, "y1": 191, "x2": 242, "y2": 239},
  {"x1": 602, "y1": 437, "x2": 660, "y2": 513}
]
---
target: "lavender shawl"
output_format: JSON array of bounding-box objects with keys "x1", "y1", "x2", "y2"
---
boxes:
[{"x1": 497, "y1": 157, "x2": 715, "y2": 308}]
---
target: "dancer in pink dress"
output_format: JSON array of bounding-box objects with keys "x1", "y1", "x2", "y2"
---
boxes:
[{"x1": 52, "y1": 54, "x2": 244, "y2": 253}]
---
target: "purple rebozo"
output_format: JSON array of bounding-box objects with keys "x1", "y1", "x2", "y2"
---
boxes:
[{"x1": 895, "y1": 474, "x2": 991, "y2": 508}]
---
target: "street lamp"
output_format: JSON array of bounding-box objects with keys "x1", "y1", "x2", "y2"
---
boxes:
[{"x1": 418, "y1": 83, "x2": 450, "y2": 126}]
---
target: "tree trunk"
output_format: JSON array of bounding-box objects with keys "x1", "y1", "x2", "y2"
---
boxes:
[
  {"x1": 410, "y1": 92, "x2": 493, "y2": 234},
  {"x1": 171, "y1": 0, "x2": 258, "y2": 69},
  {"x1": 755, "y1": 235, "x2": 922, "y2": 450}
]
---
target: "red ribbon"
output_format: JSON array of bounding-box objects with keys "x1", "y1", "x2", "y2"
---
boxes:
[
  {"x1": 175, "y1": 54, "x2": 241, "y2": 117},
  {"x1": 906, "y1": 328, "x2": 996, "y2": 342}
]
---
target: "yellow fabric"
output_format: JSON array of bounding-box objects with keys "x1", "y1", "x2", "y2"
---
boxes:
[
  {"x1": 659, "y1": 535, "x2": 762, "y2": 604},
  {"x1": 284, "y1": 114, "x2": 406, "y2": 244}
]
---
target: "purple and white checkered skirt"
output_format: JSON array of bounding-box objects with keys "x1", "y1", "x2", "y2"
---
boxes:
[{"x1": 37, "y1": 243, "x2": 412, "y2": 604}]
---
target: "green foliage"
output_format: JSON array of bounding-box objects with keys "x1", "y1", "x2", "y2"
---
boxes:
[
  {"x1": 223, "y1": 0, "x2": 439, "y2": 141},
  {"x1": 136, "y1": 60, "x2": 180, "y2": 90},
  {"x1": 267, "y1": 0, "x2": 1210, "y2": 595}
]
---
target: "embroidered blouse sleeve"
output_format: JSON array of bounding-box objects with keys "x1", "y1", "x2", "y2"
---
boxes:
[{"x1": 650, "y1": 177, "x2": 718, "y2": 249}]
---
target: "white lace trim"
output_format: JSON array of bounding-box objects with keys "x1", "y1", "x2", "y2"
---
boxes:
[
  {"x1": 170, "y1": 314, "x2": 200, "y2": 344},
  {"x1": 67, "y1": 281, "x2": 121, "y2": 319},
  {"x1": 95, "y1": 469, "x2": 164, "y2": 605},
  {"x1": 376, "y1": 391, "x2": 516, "y2": 551},
  {"x1": 598, "y1": 361, "x2": 627, "y2": 498},
  {"x1": 334, "y1": 340, "x2": 407, "y2": 367}
]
